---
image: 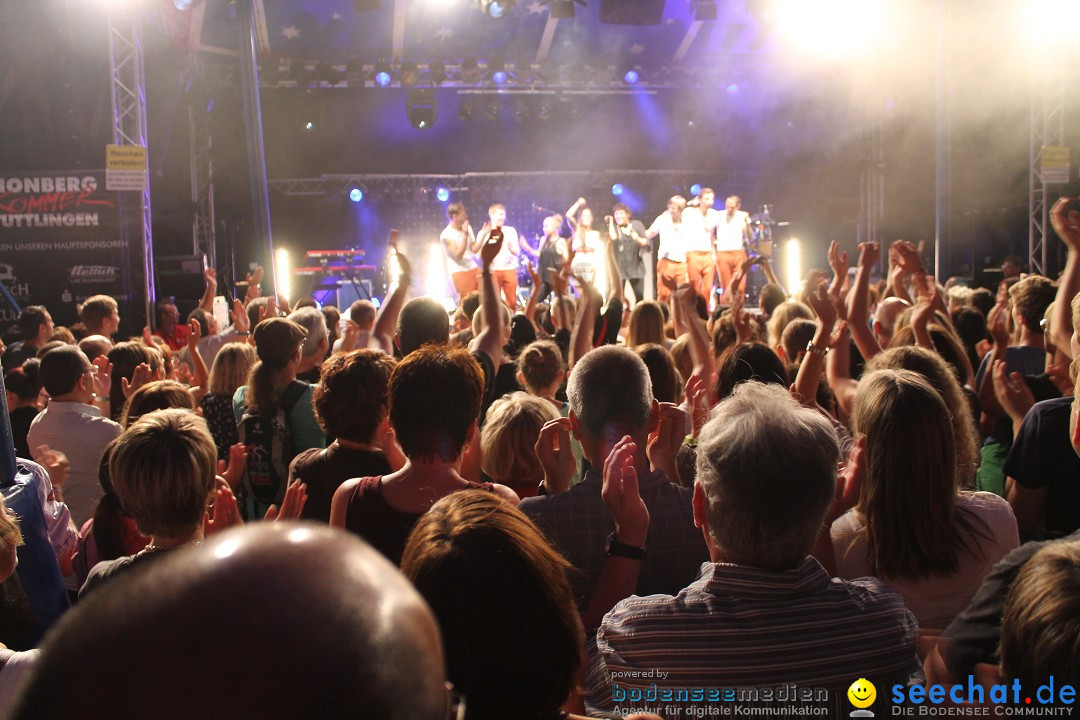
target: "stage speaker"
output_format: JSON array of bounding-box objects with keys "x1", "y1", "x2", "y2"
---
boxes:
[
  {"x1": 337, "y1": 277, "x2": 374, "y2": 309},
  {"x1": 600, "y1": 0, "x2": 666, "y2": 25}
]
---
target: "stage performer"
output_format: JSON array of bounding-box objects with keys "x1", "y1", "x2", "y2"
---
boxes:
[
  {"x1": 440, "y1": 202, "x2": 482, "y2": 300},
  {"x1": 520, "y1": 214, "x2": 568, "y2": 301},
  {"x1": 566, "y1": 197, "x2": 607, "y2": 297},
  {"x1": 646, "y1": 196, "x2": 691, "y2": 303},
  {"x1": 476, "y1": 203, "x2": 521, "y2": 309},
  {"x1": 686, "y1": 188, "x2": 722, "y2": 304},
  {"x1": 606, "y1": 204, "x2": 648, "y2": 303},
  {"x1": 715, "y1": 195, "x2": 751, "y2": 298}
]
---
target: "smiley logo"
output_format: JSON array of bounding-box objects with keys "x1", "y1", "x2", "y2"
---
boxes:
[{"x1": 847, "y1": 678, "x2": 876, "y2": 709}]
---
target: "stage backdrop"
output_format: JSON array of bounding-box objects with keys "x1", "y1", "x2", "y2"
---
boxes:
[{"x1": 0, "y1": 171, "x2": 145, "y2": 334}]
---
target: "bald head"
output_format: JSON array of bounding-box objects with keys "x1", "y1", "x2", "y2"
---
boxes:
[
  {"x1": 77, "y1": 335, "x2": 113, "y2": 363},
  {"x1": 873, "y1": 297, "x2": 911, "y2": 346},
  {"x1": 12, "y1": 524, "x2": 446, "y2": 720}
]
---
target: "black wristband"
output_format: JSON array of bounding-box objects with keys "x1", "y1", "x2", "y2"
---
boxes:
[{"x1": 605, "y1": 532, "x2": 646, "y2": 561}]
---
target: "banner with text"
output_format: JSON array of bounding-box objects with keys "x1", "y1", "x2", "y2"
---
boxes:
[{"x1": 0, "y1": 171, "x2": 144, "y2": 331}]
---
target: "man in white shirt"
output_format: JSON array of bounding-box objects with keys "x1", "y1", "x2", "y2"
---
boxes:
[
  {"x1": 440, "y1": 202, "x2": 482, "y2": 301},
  {"x1": 476, "y1": 203, "x2": 521, "y2": 310},
  {"x1": 646, "y1": 196, "x2": 691, "y2": 303},
  {"x1": 715, "y1": 195, "x2": 751, "y2": 297},
  {"x1": 28, "y1": 346, "x2": 121, "y2": 527},
  {"x1": 686, "y1": 188, "x2": 722, "y2": 304}
]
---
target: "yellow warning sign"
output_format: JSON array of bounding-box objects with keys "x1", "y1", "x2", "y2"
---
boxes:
[
  {"x1": 1041, "y1": 145, "x2": 1070, "y2": 184},
  {"x1": 106, "y1": 144, "x2": 147, "y2": 171}
]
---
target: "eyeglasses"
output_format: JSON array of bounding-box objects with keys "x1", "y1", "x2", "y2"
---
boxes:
[{"x1": 446, "y1": 682, "x2": 466, "y2": 720}]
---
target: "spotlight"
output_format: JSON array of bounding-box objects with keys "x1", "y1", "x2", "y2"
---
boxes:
[
  {"x1": 347, "y1": 184, "x2": 364, "y2": 202},
  {"x1": 490, "y1": 58, "x2": 507, "y2": 84},
  {"x1": 690, "y1": 183, "x2": 702, "y2": 196},
  {"x1": 406, "y1": 88, "x2": 437, "y2": 130},
  {"x1": 429, "y1": 59, "x2": 447, "y2": 85},
  {"x1": 537, "y1": 100, "x2": 553, "y2": 121},
  {"x1": 477, "y1": 0, "x2": 515, "y2": 18},
  {"x1": 374, "y1": 60, "x2": 392, "y2": 87},
  {"x1": 304, "y1": 120, "x2": 315, "y2": 131},
  {"x1": 275, "y1": 248, "x2": 292, "y2": 302},
  {"x1": 399, "y1": 61, "x2": 419, "y2": 87},
  {"x1": 623, "y1": 69, "x2": 640, "y2": 85},
  {"x1": 612, "y1": 183, "x2": 624, "y2": 196},
  {"x1": 484, "y1": 98, "x2": 501, "y2": 121},
  {"x1": 726, "y1": 83, "x2": 740, "y2": 95},
  {"x1": 459, "y1": 99, "x2": 474, "y2": 121},
  {"x1": 436, "y1": 186, "x2": 451, "y2": 202}
]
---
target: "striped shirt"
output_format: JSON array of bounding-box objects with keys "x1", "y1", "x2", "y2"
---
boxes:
[
  {"x1": 518, "y1": 470, "x2": 708, "y2": 611},
  {"x1": 586, "y1": 558, "x2": 921, "y2": 716}
]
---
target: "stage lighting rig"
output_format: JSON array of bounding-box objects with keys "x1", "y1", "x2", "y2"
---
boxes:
[
  {"x1": 477, "y1": 0, "x2": 515, "y2": 18},
  {"x1": 406, "y1": 89, "x2": 437, "y2": 130}
]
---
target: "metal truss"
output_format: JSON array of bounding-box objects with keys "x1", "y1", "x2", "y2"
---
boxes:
[
  {"x1": 269, "y1": 170, "x2": 755, "y2": 198},
  {"x1": 188, "y1": 104, "x2": 217, "y2": 262},
  {"x1": 1029, "y1": 56, "x2": 1065, "y2": 277},
  {"x1": 108, "y1": 5, "x2": 155, "y2": 321}
]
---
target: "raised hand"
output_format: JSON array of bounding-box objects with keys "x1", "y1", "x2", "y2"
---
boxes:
[
  {"x1": 264, "y1": 479, "x2": 308, "y2": 521},
  {"x1": 35, "y1": 445, "x2": 70, "y2": 491},
  {"x1": 480, "y1": 229, "x2": 503, "y2": 267},
  {"x1": 121, "y1": 363, "x2": 152, "y2": 399},
  {"x1": 91, "y1": 355, "x2": 113, "y2": 399},
  {"x1": 534, "y1": 417, "x2": 577, "y2": 495},
  {"x1": 203, "y1": 266, "x2": 217, "y2": 288},
  {"x1": 987, "y1": 304, "x2": 1010, "y2": 348},
  {"x1": 992, "y1": 359, "x2": 1035, "y2": 424},
  {"x1": 229, "y1": 298, "x2": 250, "y2": 334},
  {"x1": 857, "y1": 241, "x2": 881, "y2": 270},
  {"x1": 1051, "y1": 197, "x2": 1080, "y2": 251},
  {"x1": 646, "y1": 402, "x2": 689, "y2": 486},
  {"x1": 807, "y1": 278, "x2": 837, "y2": 331},
  {"x1": 186, "y1": 318, "x2": 202, "y2": 351},
  {"x1": 602, "y1": 435, "x2": 649, "y2": 547},
  {"x1": 216, "y1": 443, "x2": 248, "y2": 489},
  {"x1": 683, "y1": 374, "x2": 709, "y2": 438},
  {"x1": 825, "y1": 434, "x2": 865, "y2": 525},
  {"x1": 204, "y1": 480, "x2": 242, "y2": 535}
]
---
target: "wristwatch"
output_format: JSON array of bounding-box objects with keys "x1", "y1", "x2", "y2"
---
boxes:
[{"x1": 605, "y1": 532, "x2": 646, "y2": 561}]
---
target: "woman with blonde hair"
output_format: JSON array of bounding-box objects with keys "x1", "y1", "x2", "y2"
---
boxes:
[
  {"x1": 864, "y1": 345, "x2": 980, "y2": 486},
  {"x1": 480, "y1": 392, "x2": 560, "y2": 499},
  {"x1": 830, "y1": 369, "x2": 1019, "y2": 631},
  {"x1": 201, "y1": 342, "x2": 256, "y2": 461}
]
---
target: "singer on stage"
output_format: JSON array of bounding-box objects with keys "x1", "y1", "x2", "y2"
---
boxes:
[
  {"x1": 440, "y1": 202, "x2": 482, "y2": 299},
  {"x1": 715, "y1": 194, "x2": 751, "y2": 297},
  {"x1": 476, "y1": 202, "x2": 521, "y2": 308}
]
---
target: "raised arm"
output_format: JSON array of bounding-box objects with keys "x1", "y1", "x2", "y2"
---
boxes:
[
  {"x1": 847, "y1": 241, "x2": 883, "y2": 361},
  {"x1": 583, "y1": 436, "x2": 649, "y2": 633},
  {"x1": 675, "y1": 284, "x2": 715, "y2": 384},
  {"x1": 792, "y1": 280, "x2": 837, "y2": 407},
  {"x1": 199, "y1": 266, "x2": 218, "y2": 313},
  {"x1": 185, "y1": 319, "x2": 209, "y2": 391},
  {"x1": 1049, "y1": 198, "x2": 1080, "y2": 360},
  {"x1": 372, "y1": 231, "x2": 411, "y2": 354},
  {"x1": 472, "y1": 230, "x2": 506, "y2": 367},
  {"x1": 565, "y1": 197, "x2": 585, "y2": 233},
  {"x1": 569, "y1": 277, "x2": 599, "y2": 371},
  {"x1": 825, "y1": 323, "x2": 858, "y2": 417},
  {"x1": 758, "y1": 255, "x2": 785, "y2": 295}
]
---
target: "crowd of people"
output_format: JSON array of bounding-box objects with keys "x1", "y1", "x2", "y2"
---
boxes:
[{"x1": 0, "y1": 197, "x2": 1079, "y2": 718}]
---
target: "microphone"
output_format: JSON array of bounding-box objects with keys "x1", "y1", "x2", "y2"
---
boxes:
[{"x1": 533, "y1": 203, "x2": 555, "y2": 214}]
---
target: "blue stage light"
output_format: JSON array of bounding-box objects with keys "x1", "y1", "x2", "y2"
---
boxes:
[
  {"x1": 375, "y1": 71, "x2": 392, "y2": 87},
  {"x1": 726, "y1": 83, "x2": 739, "y2": 95},
  {"x1": 611, "y1": 183, "x2": 624, "y2": 196},
  {"x1": 349, "y1": 188, "x2": 364, "y2": 203},
  {"x1": 690, "y1": 183, "x2": 702, "y2": 196},
  {"x1": 623, "y1": 70, "x2": 639, "y2": 85},
  {"x1": 492, "y1": 70, "x2": 508, "y2": 84},
  {"x1": 436, "y1": 186, "x2": 450, "y2": 202}
]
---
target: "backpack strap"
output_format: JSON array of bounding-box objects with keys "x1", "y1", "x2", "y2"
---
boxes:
[{"x1": 279, "y1": 380, "x2": 308, "y2": 414}]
